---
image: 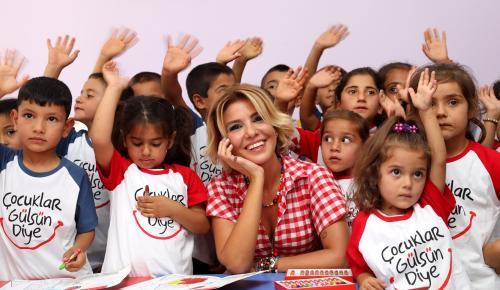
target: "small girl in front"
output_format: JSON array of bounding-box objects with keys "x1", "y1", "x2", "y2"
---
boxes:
[
  {"x1": 90, "y1": 61, "x2": 209, "y2": 276},
  {"x1": 347, "y1": 69, "x2": 470, "y2": 290},
  {"x1": 320, "y1": 109, "x2": 369, "y2": 229}
]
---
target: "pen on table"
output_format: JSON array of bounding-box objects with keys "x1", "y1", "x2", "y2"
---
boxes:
[{"x1": 59, "y1": 248, "x2": 81, "y2": 270}]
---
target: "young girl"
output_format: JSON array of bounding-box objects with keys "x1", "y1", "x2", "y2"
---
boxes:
[
  {"x1": 205, "y1": 84, "x2": 348, "y2": 274},
  {"x1": 90, "y1": 61, "x2": 209, "y2": 276},
  {"x1": 414, "y1": 64, "x2": 500, "y2": 289},
  {"x1": 347, "y1": 69, "x2": 468, "y2": 289},
  {"x1": 320, "y1": 109, "x2": 369, "y2": 229}
]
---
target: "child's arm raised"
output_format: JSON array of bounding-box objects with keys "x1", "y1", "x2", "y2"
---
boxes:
[
  {"x1": 409, "y1": 69, "x2": 445, "y2": 191},
  {"x1": 62, "y1": 231, "x2": 95, "y2": 272},
  {"x1": 161, "y1": 34, "x2": 202, "y2": 108},
  {"x1": 422, "y1": 28, "x2": 453, "y2": 64},
  {"x1": 93, "y1": 27, "x2": 138, "y2": 73},
  {"x1": 215, "y1": 39, "x2": 246, "y2": 65},
  {"x1": 300, "y1": 66, "x2": 341, "y2": 130},
  {"x1": 304, "y1": 25, "x2": 348, "y2": 79},
  {"x1": 43, "y1": 35, "x2": 79, "y2": 79},
  {"x1": 89, "y1": 61, "x2": 129, "y2": 174},
  {"x1": 274, "y1": 66, "x2": 308, "y2": 115},
  {"x1": 232, "y1": 37, "x2": 263, "y2": 83},
  {"x1": 478, "y1": 85, "x2": 500, "y2": 148},
  {"x1": 0, "y1": 49, "x2": 29, "y2": 98}
]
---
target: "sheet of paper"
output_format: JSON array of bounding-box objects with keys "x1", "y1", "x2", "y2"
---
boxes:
[
  {"x1": 123, "y1": 271, "x2": 265, "y2": 290},
  {"x1": 1, "y1": 265, "x2": 131, "y2": 290}
]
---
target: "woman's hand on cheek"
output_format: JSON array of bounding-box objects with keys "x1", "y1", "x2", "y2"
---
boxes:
[{"x1": 218, "y1": 138, "x2": 263, "y2": 180}]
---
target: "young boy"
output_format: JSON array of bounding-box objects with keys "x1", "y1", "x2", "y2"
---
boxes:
[
  {"x1": 0, "y1": 77, "x2": 97, "y2": 279},
  {"x1": 0, "y1": 99, "x2": 20, "y2": 149},
  {"x1": 129, "y1": 71, "x2": 164, "y2": 97}
]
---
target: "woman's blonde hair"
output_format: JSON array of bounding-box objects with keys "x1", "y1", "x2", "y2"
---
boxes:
[{"x1": 206, "y1": 84, "x2": 295, "y2": 163}]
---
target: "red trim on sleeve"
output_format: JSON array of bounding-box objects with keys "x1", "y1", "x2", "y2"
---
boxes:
[
  {"x1": 467, "y1": 141, "x2": 500, "y2": 201},
  {"x1": 171, "y1": 164, "x2": 208, "y2": 207},
  {"x1": 97, "y1": 149, "x2": 131, "y2": 191},
  {"x1": 347, "y1": 211, "x2": 373, "y2": 278},
  {"x1": 420, "y1": 180, "x2": 456, "y2": 224}
]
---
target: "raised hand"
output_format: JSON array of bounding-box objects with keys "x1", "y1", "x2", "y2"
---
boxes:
[
  {"x1": 314, "y1": 24, "x2": 349, "y2": 50},
  {"x1": 275, "y1": 66, "x2": 309, "y2": 103},
  {"x1": 102, "y1": 61, "x2": 129, "y2": 90},
  {"x1": 422, "y1": 28, "x2": 451, "y2": 64},
  {"x1": 408, "y1": 68, "x2": 437, "y2": 111},
  {"x1": 46, "y1": 35, "x2": 79, "y2": 70},
  {"x1": 309, "y1": 66, "x2": 342, "y2": 89},
  {"x1": 0, "y1": 49, "x2": 29, "y2": 97},
  {"x1": 395, "y1": 67, "x2": 416, "y2": 103},
  {"x1": 99, "y1": 27, "x2": 138, "y2": 60},
  {"x1": 238, "y1": 37, "x2": 263, "y2": 61},
  {"x1": 162, "y1": 34, "x2": 202, "y2": 74},
  {"x1": 380, "y1": 90, "x2": 406, "y2": 119},
  {"x1": 216, "y1": 39, "x2": 246, "y2": 64},
  {"x1": 478, "y1": 85, "x2": 500, "y2": 120}
]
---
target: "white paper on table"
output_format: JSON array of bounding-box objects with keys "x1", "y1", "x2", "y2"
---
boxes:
[
  {"x1": 123, "y1": 271, "x2": 266, "y2": 290},
  {"x1": 1, "y1": 265, "x2": 131, "y2": 290}
]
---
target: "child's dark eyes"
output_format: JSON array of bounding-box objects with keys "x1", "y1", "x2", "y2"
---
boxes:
[
  {"x1": 388, "y1": 86, "x2": 398, "y2": 94},
  {"x1": 6, "y1": 129, "x2": 16, "y2": 137},
  {"x1": 414, "y1": 170, "x2": 425, "y2": 179},
  {"x1": 48, "y1": 116, "x2": 58, "y2": 122},
  {"x1": 23, "y1": 113, "x2": 33, "y2": 119},
  {"x1": 448, "y1": 99, "x2": 458, "y2": 106},
  {"x1": 322, "y1": 135, "x2": 333, "y2": 143},
  {"x1": 367, "y1": 89, "x2": 377, "y2": 96},
  {"x1": 151, "y1": 142, "x2": 162, "y2": 147},
  {"x1": 341, "y1": 136, "x2": 352, "y2": 144},
  {"x1": 390, "y1": 168, "x2": 401, "y2": 176},
  {"x1": 347, "y1": 89, "x2": 357, "y2": 95}
]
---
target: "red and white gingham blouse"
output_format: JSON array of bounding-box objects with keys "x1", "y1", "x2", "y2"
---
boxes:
[{"x1": 206, "y1": 156, "x2": 346, "y2": 259}]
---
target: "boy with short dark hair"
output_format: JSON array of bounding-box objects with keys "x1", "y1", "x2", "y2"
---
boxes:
[{"x1": 0, "y1": 76, "x2": 97, "y2": 279}]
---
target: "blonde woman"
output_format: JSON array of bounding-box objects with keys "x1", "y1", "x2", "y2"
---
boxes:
[{"x1": 205, "y1": 84, "x2": 348, "y2": 273}]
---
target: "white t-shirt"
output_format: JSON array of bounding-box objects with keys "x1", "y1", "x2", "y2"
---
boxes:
[
  {"x1": 57, "y1": 125, "x2": 110, "y2": 270},
  {"x1": 0, "y1": 146, "x2": 96, "y2": 279},
  {"x1": 189, "y1": 110, "x2": 221, "y2": 266},
  {"x1": 335, "y1": 176, "x2": 358, "y2": 230},
  {"x1": 98, "y1": 150, "x2": 207, "y2": 277},
  {"x1": 445, "y1": 141, "x2": 500, "y2": 289},
  {"x1": 347, "y1": 181, "x2": 470, "y2": 290}
]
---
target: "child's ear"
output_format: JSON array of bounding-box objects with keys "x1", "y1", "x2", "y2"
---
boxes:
[
  {"x1": 10, "y1": 109, "x2": 18, "y2": 126},
  {"x1": 62, "y1": 118, "x2": 75, "y2": 138},
  {"x1": 167, "y1": 131, "x2": 177, "y2": 149},
  {"x1": 192, "y1": 94, "x2": 208, "y2": 110}
]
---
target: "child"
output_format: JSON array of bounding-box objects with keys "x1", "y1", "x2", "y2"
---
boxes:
[
  {"x1": 477, "y1": 83, "x2": 500, "y2": 151},
  {"x1": 347, "y1": 69, "x2": 468, "y2": 289},
  {"x1": 91, "y1": 61, "x2": 209, "y2": 276},
  {"x1": 320, "y1": 109, "x2": 369, "y2": 229},
  {"x1": 415, "y1": 64, "x2": 500, "y2": 289},
  {"x1": 0, "y1": 99, "x2": 20, "y2": 148},
  {"x1": 300, "y1": 24, "x2": 349, "y2": 131},
  {"x1": 378, "y1": 62, "x2": 413, "y2": 101},
  {"x1": 129, "y1": 71, "x2": 164, "y2": 97},
  {"x1": 300, "y1": 66, "x2": 344, "y2": 131},
  {"x1": 261, "y1": 64, "x2": 290, "y2": 100},
  {"x1": 0, "y1": 77, "x2": 97, "y2": 279},
  {"x1": 45, "y1": 32, "x2": 136, "y2": 272}
]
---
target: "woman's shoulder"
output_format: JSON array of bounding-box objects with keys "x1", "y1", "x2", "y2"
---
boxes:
[{"x1": 283, "y1": 155, "x2": 332, "y2": 178}]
